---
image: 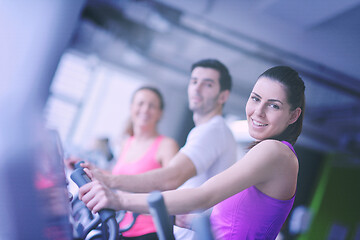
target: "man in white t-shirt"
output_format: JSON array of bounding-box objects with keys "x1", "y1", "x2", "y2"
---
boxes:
[
  {"x1": 84, "y1": 59, "x2": 237, "y2": 239},
  {"x1": 174, "y1": 114, "x2": 236, "y2": 239}
]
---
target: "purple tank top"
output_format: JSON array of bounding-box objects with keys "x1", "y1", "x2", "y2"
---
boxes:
[{"x1": 210, "y1": 141, "x2": 296, "y2": 240}]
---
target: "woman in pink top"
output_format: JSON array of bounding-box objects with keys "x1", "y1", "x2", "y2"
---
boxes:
[
  {"x1": 71, "y1": 86, "x2": 179, "y2": 240},
  {"x1": 79, "y1": 66, "x2": 305, "y2": 240},
  {"x1": 111, "y1": 86, "x2": 178, "y2": 240}
]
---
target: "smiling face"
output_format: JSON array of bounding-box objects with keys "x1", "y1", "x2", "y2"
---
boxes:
[
  {"x1": 187, "y1": 67, "x2": 228, "y2": 116},
  {"x1": 246, "y1": 77, "x2": 301, "y2": 141},
  {"x1": 130, "y1": 89, "x2": 162, "y2": 129}
]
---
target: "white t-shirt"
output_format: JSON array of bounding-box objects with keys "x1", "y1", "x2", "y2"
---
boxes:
[{"x1": 174, "y1": 115, "x2": 237, "y2": 239}]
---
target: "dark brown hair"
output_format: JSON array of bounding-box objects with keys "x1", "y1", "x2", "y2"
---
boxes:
[
  {"x1": 191, "y1": 59, "x2": 232, "y2": 92},
  {"x1": 250, "y1": 66, "x2": 305, "y2": 147}
]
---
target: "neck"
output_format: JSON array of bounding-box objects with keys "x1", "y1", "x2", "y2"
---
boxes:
[
  {"x1": 193, "y1": 108, "x2": 222, "y2": 126},
  {"x1": 132, "y1": 126, "x2": 158, "y2": 140}
]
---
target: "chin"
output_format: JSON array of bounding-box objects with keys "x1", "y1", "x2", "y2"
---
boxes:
[
  {"x1": 249, "y1": 132, "x2": 259, "y2": 140},
  {"x1": 249, "y1": 131, "x2": 267, "y2": 141}
]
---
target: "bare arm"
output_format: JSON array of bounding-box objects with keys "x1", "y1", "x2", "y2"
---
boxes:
[
  {"x1": 80, "y1": 140, "x2": 297, "y2": 215},
  {"x1": 79, "y1": 179, "x2": 207, "y2": 215},
  {"x1": 99, "y1": 152, "x2": 196, "y2": 193},
  {"x1": 157, "y1": 137, "x2": 179, "y2": 167}
]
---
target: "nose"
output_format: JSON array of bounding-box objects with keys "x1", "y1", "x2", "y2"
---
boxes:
[
  {"x1": 140, "y1": 103, "x2": 151, "y2": 112},
  {"x1": 193, "y1": 81, "x2": 203, "y2": 93},
  {"x1": 254, "y1": 104, "x2": 266, "y2": 118}
]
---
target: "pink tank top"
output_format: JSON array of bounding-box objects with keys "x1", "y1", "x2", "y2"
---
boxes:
[
  {"x1": 210, "y1": 141, "x2": 296, "y2": 240},
  {"x1": 112, "y1": 135, "x2": 164, "y2": 237}
]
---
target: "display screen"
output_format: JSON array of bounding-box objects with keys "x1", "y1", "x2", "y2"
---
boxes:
[{"x1": 34, "y1": 129, "x2": 73, "y2": 239}]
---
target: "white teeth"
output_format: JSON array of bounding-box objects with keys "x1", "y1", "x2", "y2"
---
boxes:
[{"x1": 253, "y1": 120, "x2": 267, "y2": 126}]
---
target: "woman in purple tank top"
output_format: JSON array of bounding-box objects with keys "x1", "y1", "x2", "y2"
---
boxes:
[{"x1": 79, "y1": 66, "x2": 306, "y2": 240}]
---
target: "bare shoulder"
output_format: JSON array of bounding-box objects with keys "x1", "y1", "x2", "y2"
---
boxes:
[
  {"x1": 251, "y1": 139, "x2": 297, "y2": 165},
  {"x1": 115, "y1": 135, "x2": 131, "y2": 153},
  {"x1": 157, "y1": 136, "x2": 180, "y2": 166},
  {"x1": 119, "y1": 135, "x2": 131, "y2": 146},
  {"x1": 159, "y1": 136, "x2": 179, "y2": 151},
  {"x1": 248, "y1": 140, "x2": 298, "y2": 198}
]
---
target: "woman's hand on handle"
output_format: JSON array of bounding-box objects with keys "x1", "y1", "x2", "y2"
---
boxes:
[
  {"x1": 79, "y1": 169, "x2": 122, "y2": 214},
  {"x1": 82, "y1": 163, "x2": 111, "y2": 187}
]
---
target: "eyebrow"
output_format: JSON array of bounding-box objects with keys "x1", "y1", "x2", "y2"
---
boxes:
[
  {"x1": 251, "y1": 92, "x2": 284, "y2": 105},
  {"x1": 191, "y1": 77, "x2": 216, "y2": 83}
]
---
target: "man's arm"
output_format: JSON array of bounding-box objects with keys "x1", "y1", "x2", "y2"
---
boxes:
[{"x1": 93, "y1": 152, "x2": 197, "y2": 193}]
